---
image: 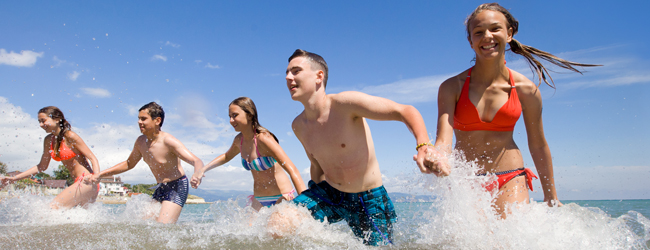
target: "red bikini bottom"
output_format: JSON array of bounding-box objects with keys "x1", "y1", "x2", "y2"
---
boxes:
[{"x1": 481, "y1": 168, "x2": 537, "y2": 192}]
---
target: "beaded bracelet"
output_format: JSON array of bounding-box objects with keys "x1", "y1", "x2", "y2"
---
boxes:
[{"x1": 416, "y1": 142, "x2": 433, "y2": 151}]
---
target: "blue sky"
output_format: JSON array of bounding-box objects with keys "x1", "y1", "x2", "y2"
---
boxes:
[{"x1": 1, "y1": 1, "x2": 648, "y2": 200}]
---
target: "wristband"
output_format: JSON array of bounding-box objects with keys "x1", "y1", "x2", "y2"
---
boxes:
[{"x1": 416, "y1": 142, "x2": 433, "y2": 151}]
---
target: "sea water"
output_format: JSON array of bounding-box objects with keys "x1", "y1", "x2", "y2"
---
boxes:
[{"x1": 1, "y1": 157, "x2": 649, "y2": 249}]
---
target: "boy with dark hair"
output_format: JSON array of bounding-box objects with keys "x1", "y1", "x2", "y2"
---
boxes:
[
  {"x1": 99, "y1": 101, "x2": 204, "y2": 223},
  {"x1": 269, "y1": 50, "x2": 444, "y2": 245}
]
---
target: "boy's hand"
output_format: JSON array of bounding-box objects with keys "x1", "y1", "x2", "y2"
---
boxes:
[
  {"x1": 190, "y1": 172, "x2": 204, "y2": 189},
  {"x1": 414, "y1": 146, "x2": 450, "y2": 177},
  {"x1": 84, "y1": 174, "x2": 99, "y2": 185}
]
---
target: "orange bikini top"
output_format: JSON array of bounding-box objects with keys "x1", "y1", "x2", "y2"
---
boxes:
[
  {"x1": 50, "y1": 138, "x2": 77, "y2": 161},
  {"x1": 453, "y1": 67, "x2": 522, "y2": 132}
]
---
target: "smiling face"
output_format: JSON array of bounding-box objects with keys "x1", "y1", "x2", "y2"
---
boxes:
[
  {"x1": 138, "y1": 109, "x2": 160, "y2": 134},
  {"x1": 38, "y1": 113, "x2": 59, "y2": 134},
  {"x1": 285, "y1": 56, "x2": 323, "y2": 101},
  {"x1": 468, "y1": 10, "x2": 513, "y2": 60},
  {"x1": 229, "y1": 104, "x2": 250, "y2": 132}
]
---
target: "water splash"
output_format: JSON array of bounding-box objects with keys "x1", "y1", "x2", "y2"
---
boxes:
[{"x1": 0, "y1": 155, "x2": 648, "y2": 249}]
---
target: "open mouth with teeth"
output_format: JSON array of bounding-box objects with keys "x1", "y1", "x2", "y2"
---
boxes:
[{"x1": 481, "y1": 43, "x2": 497, "y2": 50}]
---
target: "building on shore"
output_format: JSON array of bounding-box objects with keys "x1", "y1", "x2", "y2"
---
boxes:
[
  {"x1": 99, "y1": 175, "x2": 127, "y2": 196},
  {"x1": 40, "y1": 180, "x2": 67, "y2": 195}
]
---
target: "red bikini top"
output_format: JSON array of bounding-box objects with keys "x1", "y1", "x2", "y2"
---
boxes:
[
  {"x1": 453, "y1": 67, "x2": 522, "y2": 132},
  {"x1": 50, "y1": 138, "x2": 77, "y2": 161}
]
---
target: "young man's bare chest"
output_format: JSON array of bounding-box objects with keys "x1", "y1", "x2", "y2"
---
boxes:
[
  {"x1": 138, "y1": 139, "x2": 177, "y2": 169},
  {"x1": 299, "y1": 112, "x2": 369, "y2": 167}
]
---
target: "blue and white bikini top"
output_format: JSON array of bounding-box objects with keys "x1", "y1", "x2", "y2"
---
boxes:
[{"x1": 240, "y1": 135, "x2": 277, "y2": 171}]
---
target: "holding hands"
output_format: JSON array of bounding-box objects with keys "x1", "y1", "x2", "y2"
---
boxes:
[
  {"x1": 413, "y1": 143, "x2": 450, "y2": 177},
  {"x1": 0, "y1": 176, "x2": 16, "y2": 189},
  {"x1": 190, "y1": 171, "x2": 205, "y2": 189}
]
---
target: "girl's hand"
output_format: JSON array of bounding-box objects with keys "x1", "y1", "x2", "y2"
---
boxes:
[
  {"x1": 0, "y1": 176, "x2": 16, "y2": 189},
  {"x1": 190, "y1": 172, "x2": 204, "y2": 189},
  {"x1": 414, "y1": 146, "x2": 450, "y2": 177}
]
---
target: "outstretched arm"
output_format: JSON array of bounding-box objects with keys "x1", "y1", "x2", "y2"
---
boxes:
[
  {"x1": 66, "y1": 131, "x2": 101, "y2": 184},
  {"x1": 1, "y1": 136, "x2": 53, "y2": 188},
  {"x1": 518, "y1": 81, "x2": 561, "y2": 207},
  {"x1": 99, "y1": 140, "x2": 142, "y2": 178},
  {"x1": 257, "y1": 133, "x2": 307, "y2": 194},
  {"x1": 333, "y1": 91, "x2": 443, "y2": 175},
  {"x1": 190, "y1": 135, "x2": 240, "y2": 188},
  {"x1": 427, "y1": 78, "x2": 462, "y2": 176},
  {"x1": 165, "y1": 135, "x2": 204, "y2": 188}
]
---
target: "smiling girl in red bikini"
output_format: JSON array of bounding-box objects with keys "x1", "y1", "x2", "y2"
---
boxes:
[
  {"x1": 429, "y1": 3, "x2": 600, "y2": 217},
  {"x1": 1, "y1": 106, "x2": 101, "y2": 209}
]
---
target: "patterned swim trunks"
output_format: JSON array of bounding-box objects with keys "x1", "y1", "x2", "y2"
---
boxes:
[
  {"x1": 292, "y1": 180, "x2": 397, "y2": 246},
  {"x1": 152, "y1": 175, "x2": 189, "y2": 207}
]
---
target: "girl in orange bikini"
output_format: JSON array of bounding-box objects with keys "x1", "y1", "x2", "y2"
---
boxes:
[
  {"x1": 429, "y1": 3, "x2": 599, "y2": 217},
  {"x1": 0, "y1": 106, "x2": 101, "y2": 209}
]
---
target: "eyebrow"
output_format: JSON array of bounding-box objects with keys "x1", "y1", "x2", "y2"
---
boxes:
[
  {"x1": 286, "y1": 66, "x2": 301, "y2": 74},
  {"x1": 473, "y1": 21, "x2": 502, "y2": 29}
]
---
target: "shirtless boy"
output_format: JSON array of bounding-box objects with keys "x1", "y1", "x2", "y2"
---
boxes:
[
  {"x1": 99, "y1": 102, "x2": 204, "y2": 224},
  {"x1": 269, "y1": 49, "x2": 445, "y2": 245}
]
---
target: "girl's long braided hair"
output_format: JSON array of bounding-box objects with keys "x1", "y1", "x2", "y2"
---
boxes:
[{"x1": 39, "y1": 106, "x2": 72, "y2": 158}]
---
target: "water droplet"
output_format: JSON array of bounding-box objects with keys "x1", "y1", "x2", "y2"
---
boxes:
[{"x1": 486, "y1": 142, "x2": 490, "y2": 145}]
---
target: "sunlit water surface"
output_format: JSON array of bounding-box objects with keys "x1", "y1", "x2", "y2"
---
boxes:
[{"x1": 1, "y1": 156, "x2": 649, "y2": 249}]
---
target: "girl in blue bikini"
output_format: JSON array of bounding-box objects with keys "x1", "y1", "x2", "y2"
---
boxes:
[{"x1": 191, "y1": 97, "x2": 306, "y2": 210}]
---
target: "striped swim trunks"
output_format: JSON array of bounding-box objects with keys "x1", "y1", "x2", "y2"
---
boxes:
[
  {"x1": 292, "y1": 180, "x2": 397, "y2": 246},
  {"x1": 152, "y1": 175, "x2": 189, "y2": 207}
]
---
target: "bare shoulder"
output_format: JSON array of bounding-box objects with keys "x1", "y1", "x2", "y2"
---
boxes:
[
  {"x1": 44, "y1": 134, "x2": 54, "y2": 143},
  {"x1": 510, "y1": 69, "x2": 539, "y2": 97},
  {"x1": 134, "y1": 135, "x2": 148, "y2": 146},
  {"x1": 439, "y1": 70, "x2": 467, "y2": 94},
  {"x1": 63, "y1": 130, "x2": 81, "y2": 141},
  {"x1": 329, "y1": 91, "x2": 375, "y2": 105},
  {"x1": 256, "y1": 132, "x2": 278, "y2": 146},
  {"x1": 291, "y1": 112, "x2": 307, "y2": 136},
  {"x1": 160, "y1": 131, "x2": 182, "y2": 145}
]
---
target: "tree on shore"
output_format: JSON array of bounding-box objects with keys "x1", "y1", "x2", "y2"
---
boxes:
[
  {"x1": 34, "y1": 172, "x2": 51, "y2": 180},
  {"x1": 0, "y1": 161, "x2": 7, "y2": 175},
  {"x1": 53, "y1": 164, "x2": 74, "y2": 186},
  {"x1": 123, "y1": 183, "x2": 156, "y2": 195}
]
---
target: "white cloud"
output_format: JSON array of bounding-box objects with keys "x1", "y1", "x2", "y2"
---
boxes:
[
  {"x1": 505, "y1": 45, "x2": 650, "y2": 89},
  {"x1": 81, "y1": 88, "x2": 111, "y2": 98},
  {"x1": 338, "y1": 45, "x2": 649, "y2": 106},
  {"x1": 52, "y1": 56, "x2": 66, "y2": 68},
  {"x1": 0, "y1": 97, "x2": 53, "y2": 172},
  {"x1": 68, "y1": 71, "x2": 80, "y2": 81},
  {"x1": 194, "y1": 60, "x2": 202, "y2": 64},
  {"x1": 164, "y1": 41, "x2": 180, "y2": 48},
  {"x1": 349, "y1": 74, "x2": 452, "y2": 104},
  {"x1": 205, "y1": 63, "x2": 220, "y2": 69},
  {"x1": 0, "y1": 49, "x2": 44, "y2": 67},
  {"x1": 125, "y1": 105, "x2": 139, "y2": 116},
  {"x1": 151, "y1": 54, "x2": 167, "y2": 62}
]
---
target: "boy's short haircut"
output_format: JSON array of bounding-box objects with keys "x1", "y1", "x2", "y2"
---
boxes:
[
  {"x1": 288, "y1": 49, "x2": 329, "y2": 89},
  {"x1": 139, "y1": 102, "x2": 165, "y2": 127}
]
